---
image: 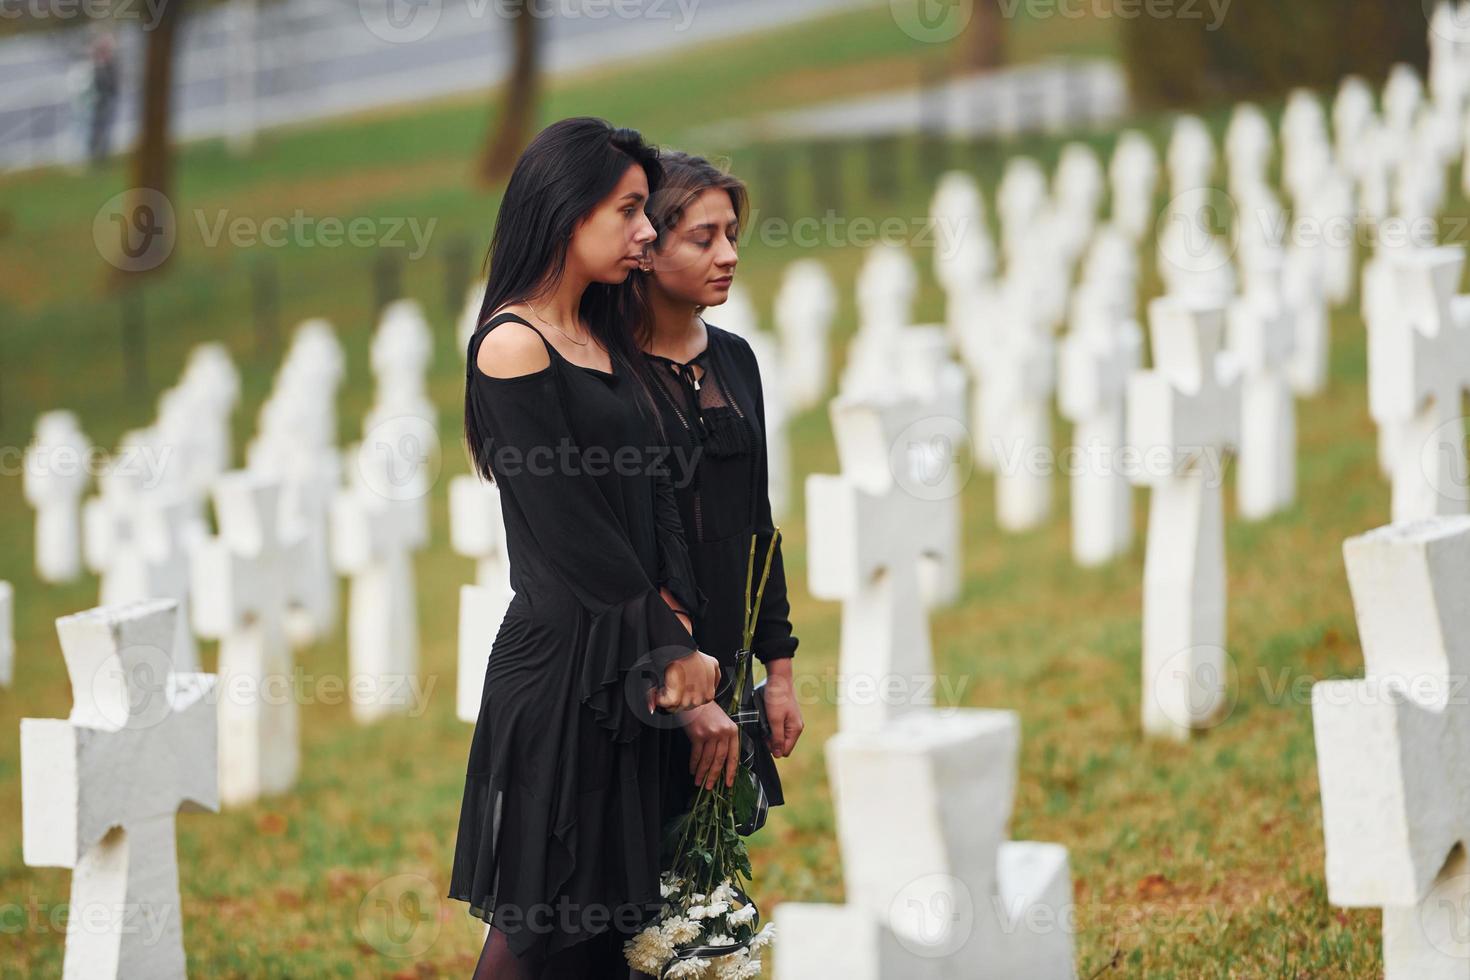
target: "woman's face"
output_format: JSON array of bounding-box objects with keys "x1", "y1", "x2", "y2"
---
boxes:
[
  {"x1": 570, "y1": 164, "x2": 658, "y2": 285},
  {"x1": 647, "y1": 187, "x2": 739, "y2": 308}
]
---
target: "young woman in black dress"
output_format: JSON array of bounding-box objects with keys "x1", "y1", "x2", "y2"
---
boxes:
[
  {"x1": 452, "y1": 119, "x2": 721, "y2": 979},
  {"x1": 632, "y1": 152, "x2": 806, "y2": 820}
]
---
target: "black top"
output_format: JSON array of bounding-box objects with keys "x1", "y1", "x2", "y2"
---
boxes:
[
  {"x1": 642, "y1": 320, "x2": 798, "y2": 672},
  {"x1": 450, "y1": 311, "x2": 704, "y2": 961}
]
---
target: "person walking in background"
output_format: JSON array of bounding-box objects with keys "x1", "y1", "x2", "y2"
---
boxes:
[{"x1": 87, "y1": 32, "x2": 118, "y2": 167}]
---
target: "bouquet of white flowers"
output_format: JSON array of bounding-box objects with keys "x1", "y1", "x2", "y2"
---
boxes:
[{"x1": 624, "y1": 530, "x2": 783, "y2": 979}]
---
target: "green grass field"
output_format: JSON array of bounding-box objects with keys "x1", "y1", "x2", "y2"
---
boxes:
[{"x1": 0, "y1": 5, "x2": 1431, "y2": 976}]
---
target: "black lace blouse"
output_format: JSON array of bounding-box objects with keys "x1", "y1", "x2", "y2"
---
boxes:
[{"x1": 641, "y1": 320, "x2": 798, "y2": 671}]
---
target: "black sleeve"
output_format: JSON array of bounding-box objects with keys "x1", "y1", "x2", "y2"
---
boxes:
[
  {"x1": 735, "y1": 337, "x2": 798, "y2": 664},
  {"x1": 468, "y1": 346, "x2": 700, "y2": 741},
  {"x1": 653, "y1": 464, "x2": 709, "y2": 627}
]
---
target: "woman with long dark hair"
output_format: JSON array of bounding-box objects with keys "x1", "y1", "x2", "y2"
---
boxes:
[
  {"x1": 631, "y1": 152, "x2": 805, "y2": 826},
  {"x1": 451, "y1": 118, "x2": 721, "y2": 978}
]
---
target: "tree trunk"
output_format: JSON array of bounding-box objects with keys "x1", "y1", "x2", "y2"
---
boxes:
[
  {"x1": 954, "y1": 0, "x2": 1005, "y2": 74},
  {"x1": 478, "y1": 0, "x2": 540, "y2": 187},
  {"x1": 112, "y1": 0, "x2": 185, "y2": 288}
]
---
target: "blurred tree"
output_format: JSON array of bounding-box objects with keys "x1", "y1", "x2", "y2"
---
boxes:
[
  {"x1": 479, "y1": 0, "x2": 540, "y2": 187},
  {"x1": 113, "y1": 0, "x2": 186, "y2": 285},
  {"x1": 953, "y1": 0, "x2": 1006, "y2": 73},
  {"x1": 1123, "y1": 0, "x2": 1429, "y2": 107}
]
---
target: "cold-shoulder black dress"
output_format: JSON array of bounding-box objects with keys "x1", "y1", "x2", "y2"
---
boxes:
[
  {"x1": 642, "y1": 320, "x2": 798, "y2": 824},
  {"x1": 450, "y1": 311, "x2": 706, "y2": 963}
]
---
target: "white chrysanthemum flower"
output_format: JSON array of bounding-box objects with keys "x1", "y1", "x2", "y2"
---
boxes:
[
  {"x1": 664, "y1": 916, "x2": 704, "y2": 944},
  {"x1": 728, "y1": 903, "x2": 758, "y2": 926},
  {"x1": 661, "y1": 880, "x2": 679, "y2": 899},
  {"x1": 747, "y1": 922, "x2": 776, "y2": 953},
  {"x1": 666, "y1": 955, "x2": 711, "y2": 978},
  {"x1": 706, "y1": 933, "x2": 736, "y2": 947},
  {"x1": 711, "y1": 881, "x2": 737, "y2": 904},
  {"x1": 687, "y1": 904, "x2": 710, "y2": 920},
  {"x1": 713, "y1": 949, "x2": 750, "y2": 980},
  {"x1": 704, "y1": 901, "x2": 730, "y2": 918},
  {"x1": 690, "y1": 892, "x2": 707, "y2": 904},
  {"x1": 624, "y1": 925, "x2": 674, "y2": 974}
]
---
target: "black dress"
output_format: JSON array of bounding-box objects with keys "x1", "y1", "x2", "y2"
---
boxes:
[
  {"x1": 450, "y1": 311, "x2": 705, "y2": 963},
  {"x1": 642, "y1": 320, "x2": 798, "y2": 823}
]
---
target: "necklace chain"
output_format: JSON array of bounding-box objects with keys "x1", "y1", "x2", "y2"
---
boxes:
[{"x1": 528, "y1": 300, "x2": 590, "y2": 346}]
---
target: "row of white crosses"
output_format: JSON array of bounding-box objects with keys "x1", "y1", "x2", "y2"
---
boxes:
[
  {"x1": 77, "y1": 344, "x2": 243, "y2": 673},
  {"x1": 781, "y1": 392, "x2": 1074, "y2": 977},
  {"x1": 331, "y1": 299, "x2": 434, "y2": 724},
  {"x1": 246, "y1": 319, "x2": 348, "y2": 647}
]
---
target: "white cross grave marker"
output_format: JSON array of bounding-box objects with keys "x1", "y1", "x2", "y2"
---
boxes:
[
  {"x1": 191, "y1": 472, "x2": 310, "y2": 805},
  {"x1": 1228, "y1": 251, "x2": 1299, "y2": 520},
  {"x1": 775, "y1": 258, "x2": 838, "y2": 413},
  {"x1": 1369, "y1": 245, "x2": 1470, "y2": 523},
  {"x1": 21, "y1": 599, "x2": 217, "y2": 979},
  {"x1": 0, "y1": 581, "x2": 12, "y2": 688},
  {"x1": 807, "y1": 396, "x2": 961, "y2": 734},
  {"x1": 24, "y1": 411, "x2": 93, "y2": 584},
  {"x1": 1128, "y1": 297, "x2": 1242, "y2": 741},
  {"x1": 449, "y1": 474, "x2": 513, "y2": 724},
  {"x1": 1059, "y1": 281, "x2": 1143, "y2": 566},
  {"x1": 776, "y1": 711, "x2": 1076, "y2": 979},
  {"x1": 332, "y1": 444, "x2": 423, "y2": 725},
  {"x1": 1314, "y1": 516, "x2": 1470, "y2": 979}
]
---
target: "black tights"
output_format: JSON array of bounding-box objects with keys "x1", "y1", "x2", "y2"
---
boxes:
[{"x1": 472, "y1": 923, "x2": 649, "y2": 980}]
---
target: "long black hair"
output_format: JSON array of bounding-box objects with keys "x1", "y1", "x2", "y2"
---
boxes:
[{"x1": 464, "y1": 117, "x2": 665, "y2": 482}]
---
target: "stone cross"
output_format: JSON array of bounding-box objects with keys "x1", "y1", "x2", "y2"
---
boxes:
[
  {"x1": 774, "y1": 258, "x2": 838, "y2": 413},
  {"x1": 979, "y1": 302, "x2": 1056, "y2": 534},
  {"x1": 1314, "y1": 516, "x2": 1470, "y2": 979},
  {"x1": 332, "y1": 445, "x2": 422, "y2": 725},
  {"x1": 1283, "y1": 242, "x2": 1331, "y2": 396},
  {"x1": 807, "y1": 396, "x2": 960, "y2": 734},
  {"x1": 191, "y1": 472, "x2": 310, "y2": 805},
  {"x1": 1109, "y1": 130, "x2": 1159, "y2": 244},
  {"x1": 1227, "y1": 251, "x2": 1299, "y2": 521},
  {"x1": 776, "y1": 711, "x2": 1075, "y2": 979},
  {"x1": 996, "y1": 156, "x2": 1047, "y2": 270},
  {"x1": 844, "y1": 243, "x2": 918, "y2": 397},
  {"x1": 929, "y1": 171, "x2": 996, "y2": 303},
  {"x1": 450, "y1": 474, "x2": 514, "y2": 724},
  {"x1": 1128, "y1": 297, "x2": 1242, "y2": 741},
  {"x1": 23, "y1": 411, "x2": 93, "y2": 584},
  {"x1": 84, "y1": 471, "x2": 203, "y2": 674},
  {"x1": 1059, "y1": 281, "x2": 1143, "y2": 566},
  {"x1": 21, "y1": 599, "x2": 217, "y2": 979},
  {"x1": 1369, "y1": 245, "x2": 1470, "y2": 523},
  {"x1": 0, "y1": 580, "x2": 12, "y2": 688}
]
